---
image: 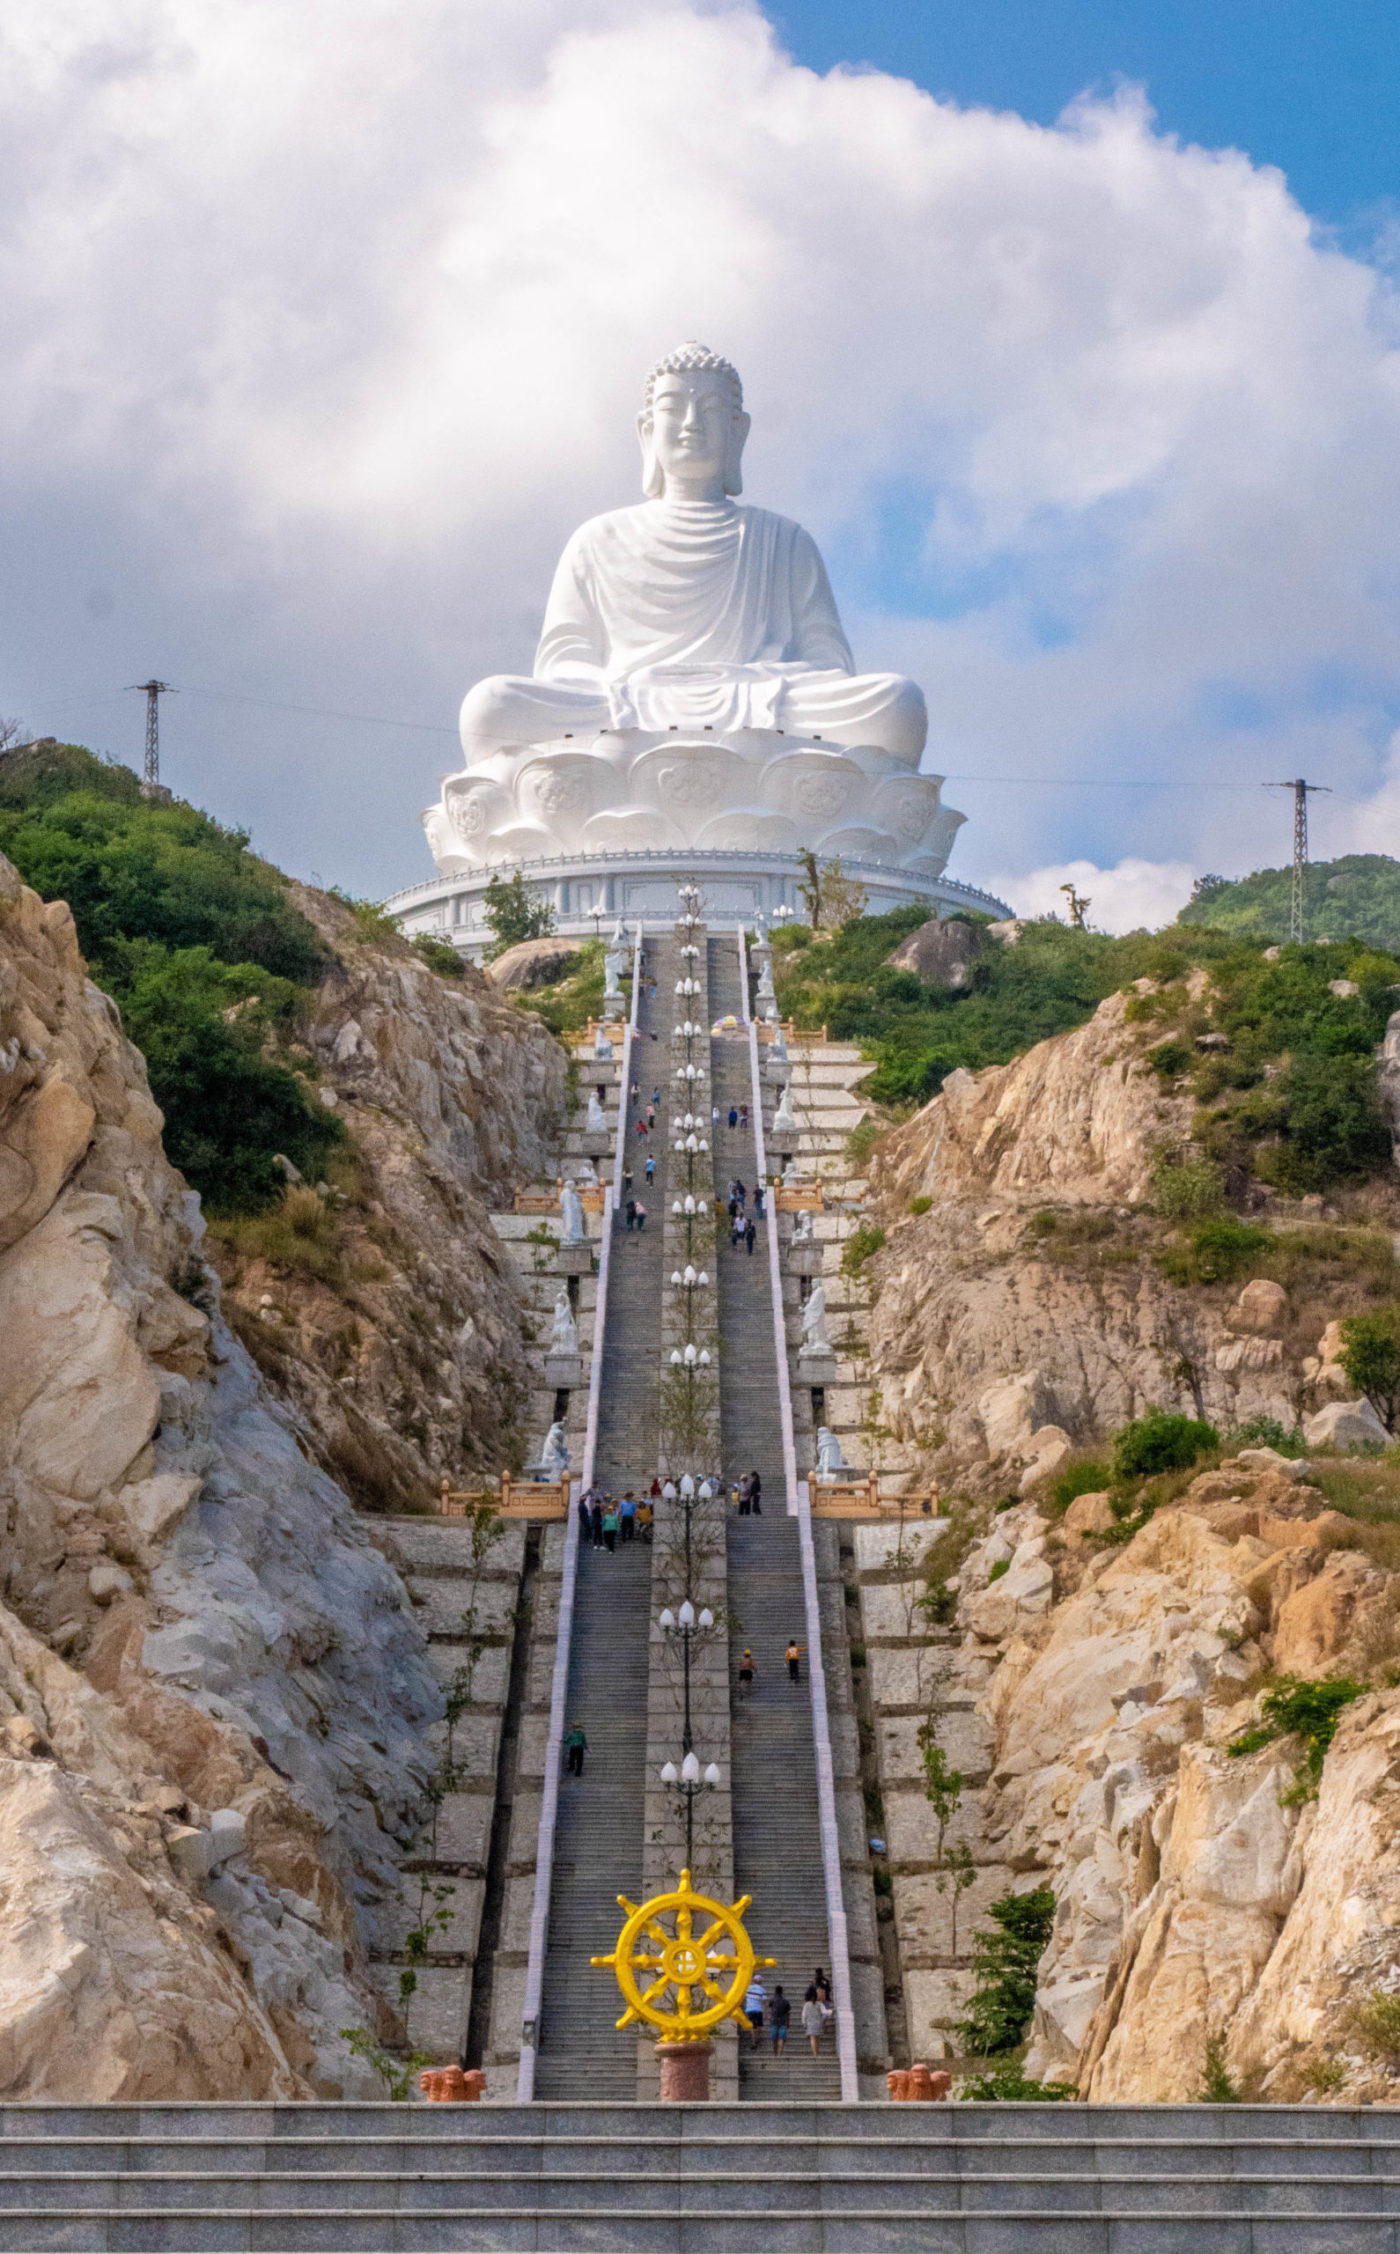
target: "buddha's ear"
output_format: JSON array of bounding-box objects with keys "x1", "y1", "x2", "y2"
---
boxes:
[
  {"x1": 724, "y1": 408, "x2": 751, "y2": 497},
  {"x1": 637, "y1": 410, "x2": 663, "y2": 499}
]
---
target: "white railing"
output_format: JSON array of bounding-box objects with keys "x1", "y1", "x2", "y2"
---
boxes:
[
  {"x1": 517, "y1": 933, "x2": 641, "y2": 2097},
  {"x1": 737, "y1": 925, "x2": 858, "y2": 2103}
]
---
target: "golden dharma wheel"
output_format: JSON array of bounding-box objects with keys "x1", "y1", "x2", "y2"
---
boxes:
[{"x1": 591, "y1": 1868, "x2": 774, "y2": 2043}]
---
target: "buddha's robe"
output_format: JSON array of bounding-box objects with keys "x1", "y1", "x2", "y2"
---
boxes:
[{"x1": 459, "y1": 499, "x2": 925, "y2": 764}]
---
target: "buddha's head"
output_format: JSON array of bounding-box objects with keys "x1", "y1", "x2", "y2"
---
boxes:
[{"x1": 638, "y1": 341, "x2": 749, "y2": 500}]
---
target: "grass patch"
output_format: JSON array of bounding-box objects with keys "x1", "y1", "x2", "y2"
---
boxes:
[
  {"x1": 1228, "y1": 1675, "x2": 1367, "y2": 1802},
  {"x1": 841, "y1": 1224, "x2": 887, "y2": 1276},
  {"x1": 1048, "y1": 1457, "x2": 1113, "y2": 1518},
  {"x1": 909, "y1": 1193, "x2": 933, "y2": 1215},
  {"x1": 846, "y1": 1115, "x2": 882, "y2": 1167}
]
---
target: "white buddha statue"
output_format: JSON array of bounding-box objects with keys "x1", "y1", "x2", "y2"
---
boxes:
[
  {"x1": 426, "y1": 344, "x2": 964, "y2": 877},
  {"x1": 460, "y1": 342, "x2": 923, "y2": 760}
]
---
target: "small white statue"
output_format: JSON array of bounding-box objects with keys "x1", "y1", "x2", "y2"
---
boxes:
[
  {"x1": 792, "y1": 1207, "x2": 814, "y2": 1244},
  {"x1": 610, "y1": 916, "x2": 628, "y2": 949},
  {"x1": 539, "y1": 1420, "x2": 570, "y2": 1476},
  {"x1": 575, "y1": 1157, "x2": 598, "y2": 1185},
  {"x1": 802, "y1": 1281, "x2": 830, "y2": 1350},
  {"x1": 550, "y1": 1288, "x2": 578, "y2": 1356},
  {"x1": 603, "y1": 948, "x2": 624, "y2": 999},
  {"x1": 593, "y1": 1023, "x2": 612, "y2": 1061},
  {"x1": 815, "y1": 1425, "x2": 846, "y2": 1474},
  {"x1": 783, "y1": 1155, "x2": 800, "y2": 1184},
  {"x1": 560, "y1": 1181, "x2": 586, "y2": 1242},
  {"x1": 757, "y1": 960, "x2": 775, "y2": 1000},
  {"x1": 586, "y1": 1091, "x2": 608, "y2": 1133},
  {"x1": 772, "y1": 1082, "x2": 798, "y2": 1133},
  {"x1": 770, "y1": 1024, "x2": 789, "y2": 1063}
]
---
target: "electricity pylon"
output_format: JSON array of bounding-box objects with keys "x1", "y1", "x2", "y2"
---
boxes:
[{"x1": 1265, "y1": 779, "x2": 1330, "y2": 944}]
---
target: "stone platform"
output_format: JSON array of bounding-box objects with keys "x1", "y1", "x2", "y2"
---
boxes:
[{"x1": 3, "y1": 2100, "x2": 1399, "y2": 2250}]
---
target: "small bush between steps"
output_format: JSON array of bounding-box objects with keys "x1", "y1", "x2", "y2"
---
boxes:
[{"x1": 959, "y1": 2062, "x2": 1077, "y2": 2100}]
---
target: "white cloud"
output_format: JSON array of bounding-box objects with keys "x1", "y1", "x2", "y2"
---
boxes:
[
  {"x1": 990, "y1": 857, "x2": 1199, "y2": 934},
  {"x1": 0, "y1": 2, "x2": 1398, "y2": 896}
]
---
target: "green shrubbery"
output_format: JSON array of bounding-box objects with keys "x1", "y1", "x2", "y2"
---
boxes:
[
  {"x1": 770, "y1": 898, "x2": 1400, "y2": 1196},
  {"x1": 1113, "y1": 1409, "x2": 1218, "y2": 1479},
  {"x1": 957, "y1": 1885, "x2": 1057, "y2": 2055},
  {"x1": 1179, "y1": 854, "x2": 1400, "y2": 950},
  {"x1": 1228, "y1": 1675, "x2": 1366, "y2": 1802},
  {"x1": 0, "y1": 742, "x2": 336, "y2": 1212}
]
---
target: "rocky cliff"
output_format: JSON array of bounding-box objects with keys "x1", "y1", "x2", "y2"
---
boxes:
[
  {"x1": 209, "y1": 885, "x2": 567, "y2": 1507},
  {"x1": 0, "y1": 853, "x2": 557, "y2": 2096},
  {"x1": 866, "y1": 983, "x2": 1399, "y2": 1498},
  {"x1": 852, "y1": 970, "x2": 1400, "y2": 2100}
]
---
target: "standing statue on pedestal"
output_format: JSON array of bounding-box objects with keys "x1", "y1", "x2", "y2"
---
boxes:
[
  {"x1": 586, "y1": 1091, "x2": 608, "y2": 1134},
  {"x1": 538, "y1": 1421, "x2": 570, "y2": 1478},
  {"x1": 426, "y1": 344, "x2": 965, "y2": 881},
  {"x1": 560, "y1": 1181, "x2": 587, "y2": 1242},
  {"x1": 550, "y1": 1288, "x2": 579, "y2": 1357},
  {"x1": 593, "y1": 1023, "x2": 613, "y2": 1062},
  {"x1": 801, "y1": 1281, "x2": 830, "y2": 1351},
  {"x1": 815, "y1": 1425, "x2": 847, "y2": 1476},
  {"x1": 772, "y1": 1083, "x2": 798, "y2": 1134}
]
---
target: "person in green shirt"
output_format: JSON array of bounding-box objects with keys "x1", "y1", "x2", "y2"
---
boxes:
[
  {"x1": 564, "y1": 1723, "x2": 588, "y2": 1777},
  {"x1": 601, "y1": 1504, "x2": 619, "y2": 1553}
]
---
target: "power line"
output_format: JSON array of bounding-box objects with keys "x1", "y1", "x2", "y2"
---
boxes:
[{"x1": 1264, "y1": 778, "x2": 1332, "y2": 943}]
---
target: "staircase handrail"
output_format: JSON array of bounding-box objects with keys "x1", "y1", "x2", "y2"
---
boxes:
[
  {"x1": 518, "y1": 926, "x2": 642, "y2": 2098},
  {"x1": 737, "y1": 922, "x2": 858, "y2": 2102}
]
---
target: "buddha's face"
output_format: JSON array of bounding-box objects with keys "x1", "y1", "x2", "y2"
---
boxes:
[{"x1": 639, "y1": 368, "x2": 749, "y2": 499}]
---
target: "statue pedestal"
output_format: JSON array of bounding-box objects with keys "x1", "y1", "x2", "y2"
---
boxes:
[
  {"x1": 555, "y1": 1240, "x2": 594, "y2": 1276},
  {"x1": 796, "y1": 1345, "x2": 838, "y2": 1385},
  {"x1": 656, "y1": 2040, "x2": 712, "y2": 2102},
  {"x1": 580, "y1": 1131, "x2": 611, "y2": 1159},
  {"x1": 603, "y1": 994, "x2": 625, "y2": 1021},
  {"x1": 785, "y1": 1243, "x2": 822, "y2": 1278},
  {"x1": 544, "y1": 1355, "x2": 584, "y2": 1389}
]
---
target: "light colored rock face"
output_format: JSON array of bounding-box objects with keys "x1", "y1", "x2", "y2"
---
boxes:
[
  {"x1": 872, "y1": 989, "x2": 1189, "y2": 1212},
  {"x1": 857, "y1": 981, "x2": 1399, "y2": 1496},
  {"x1": 485, "y1": 936, "x2": 586, "y2": 991},
  {"x1": 210, "y1": 884, "x2": 568, "y2": 1500},
  {"x1": 956, "y1": 1471, "x2": 1395, "y2": 2099},
  {"x1": 0, "y1": 853, "x2": 459, "y2": 2097}
]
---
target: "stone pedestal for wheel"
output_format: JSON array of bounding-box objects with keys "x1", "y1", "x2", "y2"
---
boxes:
[{"x1": 656, "y1": 2041, "x2": 713, "y2": 2102}]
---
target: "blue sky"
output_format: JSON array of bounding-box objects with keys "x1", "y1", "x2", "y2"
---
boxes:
[
  {"x1": 2, "y1": 0, "x2": 1399, "y2": 926},
  {"x1": 772, "y1": 0, "x2": 1399, "y2": 239}
]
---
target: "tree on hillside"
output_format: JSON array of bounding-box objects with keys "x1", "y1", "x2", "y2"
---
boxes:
[
  {"x1": 797, "y1": 848, "x2": 868, "y2": 932},
  {"x1": 1339, "y1": 1307, "x2": 1400, "y2": 1433},
  {"x1": 481, "y1": 868, "x2": 556, "y2": 960}
]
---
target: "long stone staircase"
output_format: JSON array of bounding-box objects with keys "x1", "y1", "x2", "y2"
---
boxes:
[
  {"x1": 533, "y1": 941, "x2": 674, "y2": 2102},
  {"x1": 705, "y1": 935, "x2": 843, "y2": 2101},
  {"x1": 6, "y1": 2099, "x2": 1400, "y2": 2249}
]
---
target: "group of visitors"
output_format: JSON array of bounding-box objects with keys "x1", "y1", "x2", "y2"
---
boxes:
[
  {"x1": 742, "y1": 1968, "x2": 833, "y2": 2056},
  {"x1": 725, "y1": 1103, "x2": 750, "y2": 1131},
  {"x1": 733, "y1": 1469, "x2": 762, "y2": 1514},
  {"x1": 577, "y1": 1488, "x2": 654, "y2": 1552},
  {"x1": 736, "y1": 1634, "x2": 803, "y2": 1694}
]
